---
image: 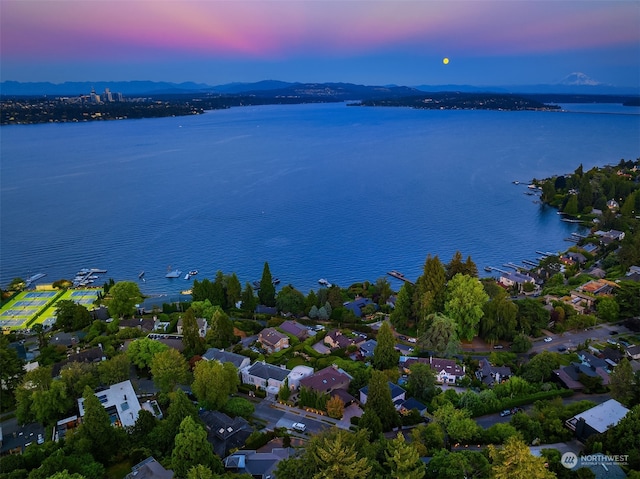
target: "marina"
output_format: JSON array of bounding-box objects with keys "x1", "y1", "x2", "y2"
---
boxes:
[{"x1": 73, "y1": 268, "x2": 107, "y2": 287}]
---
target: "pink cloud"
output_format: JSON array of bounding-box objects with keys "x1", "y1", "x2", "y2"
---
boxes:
[{"x1": 2, "y1": 1, "x2": 638, "y2": 61}]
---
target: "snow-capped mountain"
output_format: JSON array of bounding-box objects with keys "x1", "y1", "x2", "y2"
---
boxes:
[{"x1": 557, "y1": 72, "x2": 603, "y2": 86}]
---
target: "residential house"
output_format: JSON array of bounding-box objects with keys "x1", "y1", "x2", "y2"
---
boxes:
[
  {"x1": 398, "y1": 397, "x2": 428, "y2": 416},
  {"x1": 343, "y1": 297, "x2": 377, "y2": 318},
  {"x1": 324, "y1": 329, "x2": 361, "y2": 350},
  {"x1": 565, "y1": 399, "x2": 629, "y2": 442},
  {"x1": 255, "y1": 305, "x2": 277, "y2": 316},
  {"x1": 577, "y1": 279, "x2": 618, "y2": 296},
  {"x1": 200, "y1": 410, "x2": 253, "y2": 458},
  {"x1": 258, "y1": 327, "x2": 289, "y2": 353},
  {"x1": 0, "y1": 422, "x2": 46, "y2": 455},
  {"x1": 595, "y1": 229, "x2": 625, "y2": 244},
  {"x1": 119, "y1": 317, "x2": 156, "y2": 333},
  {"x1": 287, "y1": 365, "x2": 315, "y2": 389},
  {"x1": 360, "y1": 382, "x2": 406, "y2": 409},
  {"x1": 124, "y1": 457, "x2": 174, "y2": 479},
  {"x1": 299, "y1": 365, "x2": 352, "y2": 393},
  {"x1": 358, "y1": 339, "x2": 378, "y2": 359},
  {"x1": 224, "y1": 448, "x2": 294, "y2": 479},
  {"x1": 476, "y1": 360, "x2": 512, "y2": 386},
  {"x1": 626, "y1": 345, "x2": 640, "y2": 361},
  {"x1": 394, "y1": 343, "x2": 414, "y2": 355},
  {"x1": 401, "y1": 356, "x2": 466, "y2": 384},
  {"x1": 51, "y1": 346, "x2": 106, "y2": 377},
  {"x1": 279, "y1": 320, "x2": 309, "y2": 341},
  {"x1": 176, "y1": 317, "x2": 209, "y2": 337},
  {"x1": 78, "y1": 380, "x2": 150, "y2": 428},
  {"x1": 580, "y1": 243, "x2": 599, "y2": 255},
  {"x1": 499, "y1": 271, "x2": 536, "y2": 291},
  {"x1": 554, "y1": 362, "x2": 610, "y2": 391},
  {"x1": 202, "y1": 347, "x2": 251, "y2": 371},
  {"x1": 241, "y1": 361, "x2": 291, "y2": 398}
]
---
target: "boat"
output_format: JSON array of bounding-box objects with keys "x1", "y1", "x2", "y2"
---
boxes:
[
  {"x1": 484, "y1": 266, "x2": 492, "y2": 272},
  {"x1": 318, "y1": 278, "x2": 332, "y2": 287},
  {"x1": 166, "y1": 269, "x2": 182, "y2": 278},
  {"x1": 138, "y1": 271, "x2": 145, "y2": 279},
  {"x1": 184, "y1": 273, "x2": 191, "y2": 280},
  {"x1": 272, "y1": 278, "x2": 280, "y2": 285},
  {"x1": 188, "y1": 270, "x2": 198, "y2": 276}
]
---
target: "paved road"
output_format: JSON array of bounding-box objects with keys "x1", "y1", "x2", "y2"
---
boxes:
[
  {"x1": 253, "y1": 400, "x2": 344, "y2": 437},
  {"x1": 530, "y1": 323, "x2": 631, "y2": 354}
]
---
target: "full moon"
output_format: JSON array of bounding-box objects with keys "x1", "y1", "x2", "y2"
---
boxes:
[{"x1": 443, "y1": 57, "x2": 449, "y2": 65}]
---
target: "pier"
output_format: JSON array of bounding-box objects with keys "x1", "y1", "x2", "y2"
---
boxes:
[
  {"x1": 484, "y1": 266, "x2": 509, "y2": 274},
  {"x1": 387, "y1": 270, "x2": 414, "y2": 285},
  {"x1": 522, "y1": 259, "x2": 539, "y2": 267}
]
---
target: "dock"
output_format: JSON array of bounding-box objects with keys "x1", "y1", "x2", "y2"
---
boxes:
[
  {"x1": 485, "y1": 266, "x2": 508, "y2": 274},
  {"x1": 25, "y1": 273, "x2": 46, "y2": 287},
  {"x1": 522, "y1": 259, "x2": 539, "y2": 267},
  {"x1": 387, "y1": 270, "x2": 414, "y2": 285},
  {"x1": 503, "y1": 263, "x2": 520, "y2": 270}
]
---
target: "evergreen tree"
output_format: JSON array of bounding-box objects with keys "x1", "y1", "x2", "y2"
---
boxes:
[
  {"x1": 240, "y1": 282, "x2": 257, "y2": 312},
  {"x1": 414, "y1": 254, "x2": 446, "y2": 319},
  {"x1": 372, "y1": 322, "x2": 399, "y2": 370},
  {"x1": 390, "y1": 283, "x2": 413, "y2": 331},
  {"x1": 205, "y1": 306, "x2": 236, "y2": 348},
  {"x1": 182, "y1": 307, "x2": 205, "y2": 356},
  {"x1": 226, "y1": 273, "x2": 242, "y2": 309},
  {"x1": 311, "y1": 429, "x2": 372, "y2": 479},
  {"x1": 211, "y1": 270, "x2": 226, "y2": 307},
  {"x1": 418, "y1": 313, "x2": 460, "y2": 356},
  {"x1": 385, "y1": 433, "x2": 425, "y2": 479},
  {"x1": 172, "y1": 416, "x2": 222, "y2": 478},
  {"x1": 75, "y1": 385, "x2": 120, "y2": 464},
  {"x1": 364, "y1": 370, "x2": 399, "y2": 432},
  {"x1": 258, "y1": 262, "x2": 276, "y2": 306}
]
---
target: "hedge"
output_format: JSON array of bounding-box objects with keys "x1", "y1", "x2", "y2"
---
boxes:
[{"x1": 498, "y1": 388, "x2": 573, "y2": 411}]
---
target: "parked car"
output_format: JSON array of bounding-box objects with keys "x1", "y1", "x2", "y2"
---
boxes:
[
  {"x1": 557, "y1": 346, "x2": 567, "y2": 352},
  {"x1": 292, "y1": 422, "x2": 306, "y2": 432},
  {"x1": 37, "y1": 434, "x2": 44, "y2": 445},
  {"x1": 493, "y1": 345, "x2": 504, "y2": 349},
  {"x1": 500, "y1": 410, "x2": 511, "y2": 417},
  {"x1": 544, "y1": 337, "x2": 552, "y2": 343},
  {"x1": 610, "y1": 331, "x2": 619, "y2": 335}
]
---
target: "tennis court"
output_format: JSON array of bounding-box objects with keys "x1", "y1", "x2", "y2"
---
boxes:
[{"x1": 0, "y1": 288, "x2": 98, "y2": 331}]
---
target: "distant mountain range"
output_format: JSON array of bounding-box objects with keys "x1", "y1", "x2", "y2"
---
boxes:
[{"x1": 1, "y1": 73, "x2": 638, "y2": 97}]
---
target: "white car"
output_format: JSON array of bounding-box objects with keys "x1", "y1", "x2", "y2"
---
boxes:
[
  {"x1": 544, "y1": 337, "x2": 552, "y2": 343},
  {"x1": 292, "y1": 422, "x2": 306, "y2": 432}
]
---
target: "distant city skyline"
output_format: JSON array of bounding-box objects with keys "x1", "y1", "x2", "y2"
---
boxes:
[{"x1": 1, "y1": 1, "x2": 639, "y2": 88}]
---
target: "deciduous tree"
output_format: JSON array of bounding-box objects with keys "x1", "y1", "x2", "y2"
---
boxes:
[
  {"x1": 406, "y1": 362, "x2": 438, "y2": 404},
  {"x1": 417, "y1": 313, "x2": 460, "y2": 356},
  {"x1": 127, "y1": 337, "x2": 169, "y2": 370},
  {"x1": 97, "y1": 353, "x2": 130, "y2": 385},
  {"x1": 107, "y1": 281, "x2": 143, "y2": 318},
  {"x1": 182, "y1": 307, "x2": 205, "y2": 356},
  {"x1": 489, "y1": 436, "x2": 555, "y2": 479},
  {"x1": 444, "y1": 274, "x2": 488, "y2": 341},
  {"x1": 609, "y1": 358, "x2": 635, "y2": 406},
  {"x1": 276, "y1": 284, "x2": 306, "y2": 315},
  {"x1": 205, "y1": 306, "x2": 236, "y2": 348},
  {"x1": 192, "y1": 359, "x2": 239, "y2": 410},
  {"x1": 150, "y1": 348, "x2": 190, "y2": 394}
]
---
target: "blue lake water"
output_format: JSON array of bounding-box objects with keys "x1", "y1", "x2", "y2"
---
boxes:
[{"x1": 1, "y1": 102, "x2": 638, "y2": 299}]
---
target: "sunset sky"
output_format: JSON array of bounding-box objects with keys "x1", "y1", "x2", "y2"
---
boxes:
[{"x1": 1, "y1": 0, "x2": 639, "y2": 87}]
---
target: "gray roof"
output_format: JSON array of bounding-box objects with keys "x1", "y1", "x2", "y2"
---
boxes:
[
  {"x1": 570, "y1": 399, "x2": 629, "y2": 433},
  {"x1": 246, "y1": 361, "x2": 290, "y2": 382},
  {"x1": 202, "y1": 347, "x2": 248, "y2": 369},
  {"x1": 125, "y1": 457, "x2": 174, "y2": 479}
]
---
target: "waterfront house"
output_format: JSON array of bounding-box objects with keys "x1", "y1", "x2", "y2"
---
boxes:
[
  {"x1": 343, "y1": 297, "x2": 377, "y2": 318},
  {"x1": 626, "y1": 345, "x2": 640, "y2": 361},
  {"x1": 499, "y1": 271, "x2": 536, "y2": 291},
  {"x1": 257, "y1": 327, "x2": 289, "y2": 353},
  {"x1": 577, "y1": 279, "x2": 618, "y2": 296}
]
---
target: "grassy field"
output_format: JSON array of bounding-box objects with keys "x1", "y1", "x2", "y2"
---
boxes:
[{"x1": 0, "y1": 288, "x2": 99, "y2": 332}]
